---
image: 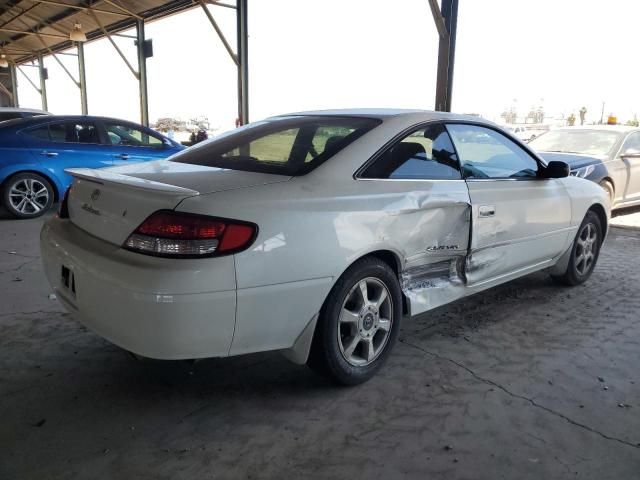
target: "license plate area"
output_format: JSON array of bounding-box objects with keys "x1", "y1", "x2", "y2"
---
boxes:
[{"x1": 61, "y1": 265, "x2": 76, "y2": 297}]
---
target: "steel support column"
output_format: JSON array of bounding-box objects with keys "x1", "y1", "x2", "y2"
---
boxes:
[
  {"x1": 10, "y1": 63, "x2": 19, "y2": 107},
  {"x1": 77, "y1": 42, "x2": 88, "y2": 114},
  {"x1": 136, "y1": 19, "x2": 149, "y2": 126},
  {"x1": 236, "y1": 0, "x2": 248, "y2": 125},
  {"x1": 434, "y1": 0, "x2": 458, "y2": 112},
  {"x1": 37, "y1": 53, "x2": 48, "y2": 111}
]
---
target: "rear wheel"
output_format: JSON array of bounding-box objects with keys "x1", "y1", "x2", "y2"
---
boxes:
[
  {"x1": 308, "y1": 257, "x2": 402, "y2": 385},
  {"x1": 2, "y1": 172, "x2": 54, "y2": 219},
  {"x1": 552, "y1": 211, "x2": 602, "y2": 286}
]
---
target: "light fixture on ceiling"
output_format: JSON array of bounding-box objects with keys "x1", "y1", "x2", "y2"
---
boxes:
[
  {"x1": 0, "y1": 54, "x2": 8, "y2": 68},
  {"x1": 70, "y1": 23, "x2": 87, "y2": 42}
]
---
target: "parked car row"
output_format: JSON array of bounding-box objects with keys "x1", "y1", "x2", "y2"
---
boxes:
[
  {"x1": 0, "y1": 114, "x2": 183, "y2": 218},
  {"x1": 3, "y1": 110, "x2": 637, "y2": 219}
]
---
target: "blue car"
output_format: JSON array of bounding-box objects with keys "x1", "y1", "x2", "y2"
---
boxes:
[{"x1": 0, "y1": 115, "x2": 184, "y2": 218}]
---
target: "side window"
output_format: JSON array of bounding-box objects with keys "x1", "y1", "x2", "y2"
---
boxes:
[
  {"x1": 622, "y1": 132, "x2": 640, "y2": 151},
  {"x1": 49, "y1": 123, "x2": 67, "y2": 142},
  {"x1": 104, "y1": 122, "x2": 164, "y2": 148},
  {"x1": 446, "y1": 124, "x2": 539, "y2": 179},
  {"x1": 24, "y1": 125, "x2": 50, "y2": 140},
  {"x1": 361, "y1": 123, "x2": 461, "y2": 179},
  {"x1": 46, "y1": 122, "x2": 99, "y2": 144}
]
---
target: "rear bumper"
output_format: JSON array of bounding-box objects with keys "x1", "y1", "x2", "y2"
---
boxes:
[{"x1": 40, "y1": 218, "x2": 236, "y2": 359}]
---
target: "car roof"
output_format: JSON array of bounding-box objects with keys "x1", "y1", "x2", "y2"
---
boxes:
[
  {"x1": 0, "y1": 114, "x2": 150, "y2": 129},
  {"x1": 0, "y1": 107, "x2": 49, "y2": 114},
  {"x1": 281, "y1": 108, "x2": 488, "y2": 123}
]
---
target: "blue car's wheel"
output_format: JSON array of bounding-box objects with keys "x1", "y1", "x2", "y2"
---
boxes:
[{"x1": 2, "y1": 172, "x2": 54, "y2": 219}]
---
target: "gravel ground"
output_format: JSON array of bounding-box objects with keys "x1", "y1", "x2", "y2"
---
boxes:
[{"x1": 1, "y1": 210, "x2": 639, "y2": 480}]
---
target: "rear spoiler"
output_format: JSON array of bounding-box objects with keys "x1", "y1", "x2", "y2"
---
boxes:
[{"x1": 65, "y1": 168, "x2": 200, "y2": 196}]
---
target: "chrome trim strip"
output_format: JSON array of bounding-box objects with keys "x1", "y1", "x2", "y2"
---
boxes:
[
  {"x1": 355, "y1": 177, "x2": 465, "y2": 183},
  {"x1": 466, "y1": 177, "x2": 544, "y2": 182}
]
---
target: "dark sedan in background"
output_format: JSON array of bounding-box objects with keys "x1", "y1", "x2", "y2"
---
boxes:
[
  {"x1": 529, "y1": 126, "x2": 640, "y2": 209},
  {"x1": 0, "y1": 115, "x2": 184, "y2": 218}
]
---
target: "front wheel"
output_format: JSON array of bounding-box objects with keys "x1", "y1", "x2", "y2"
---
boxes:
[
  {"x1": 2, "y1": 172, "x2": 54, "y2": 219},
  {"x1": 552, "y1": 211, "x2": 602, "y2": 286},
  {"x1": 308, "y1": 257, "x2": 402, "y2": 385}
]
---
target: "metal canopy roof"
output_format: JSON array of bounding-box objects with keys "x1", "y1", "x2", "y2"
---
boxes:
[
  {"x1": 0, "y1": 0, "x2": 457, "y2": 125},
  {"x1": 0, "y1": 1, "x2": 213, "y2": 65}
]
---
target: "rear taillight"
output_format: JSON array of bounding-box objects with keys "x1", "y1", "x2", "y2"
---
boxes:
[
  {"x1": 123, "y1": 210, "x2": 257, "y2": 258},
  {"x1": 58, "y1": 186, "x2": 72, "y2": 219}
]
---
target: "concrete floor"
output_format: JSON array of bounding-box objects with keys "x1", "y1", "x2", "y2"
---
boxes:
[{"x1": 1, "y1": 210, "x2": 639, "y2": 480}]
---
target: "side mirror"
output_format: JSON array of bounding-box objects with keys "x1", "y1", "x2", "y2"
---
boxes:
[
  {"x1": 543, "y1": 160, "x2": 570, "y2": 179},
  {"x1": 621, "y1": 147, "x2": 640, "y2": 159}
]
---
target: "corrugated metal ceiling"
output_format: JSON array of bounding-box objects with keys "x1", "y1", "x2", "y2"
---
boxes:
[{"x1": 0, "y1": 0, "x2": 215, "y2": 64}]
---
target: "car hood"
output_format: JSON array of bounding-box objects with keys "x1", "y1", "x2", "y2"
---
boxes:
[
  {"x1": 105, "y1": 159, "x2": 292, "y2": 195},
  {"x1": 539, "y1": 152, "x2": 605, "y2": 170}
]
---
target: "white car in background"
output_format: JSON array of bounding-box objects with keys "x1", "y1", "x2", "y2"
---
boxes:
[
  {"x1": 40, "y1": 109, "x2": 609, "y2": 385},
  {"x1": 503, "y1": 124, "x2": 546, "y2": 143}
]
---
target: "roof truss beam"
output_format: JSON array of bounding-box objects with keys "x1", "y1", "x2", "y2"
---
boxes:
[
  {"x1": 34, "y1": 0, "x2": 132, "y2": 18},
  {"x1": 198, "y1": 0, "x2": 238, "y2": 66},
  {"x1": 0, "y1": 26, "x2": 67, "y2": 39},
  {"x1": 427, "y1": 0, "x2": 448, "y2": 38}
]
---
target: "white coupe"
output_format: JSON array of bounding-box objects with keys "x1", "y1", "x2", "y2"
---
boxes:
[{"x1": 41, "y1": 110, "x2": 609, "y2": 385}]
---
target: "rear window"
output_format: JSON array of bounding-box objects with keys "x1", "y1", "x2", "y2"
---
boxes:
[{"x1": 170, "y1": 116, "x2": 381, "y2": 175}]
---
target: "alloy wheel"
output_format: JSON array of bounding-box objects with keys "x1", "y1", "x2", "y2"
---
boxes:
[
  {"x1": 574, "y1": 222, "x2": 598, "y2": 276},
  {"x1": 338, "y1": 277, "x2": 393, "y2": 366},
  {"x1": 8, "y1": 178, "x2": 49, "y2": 215}
]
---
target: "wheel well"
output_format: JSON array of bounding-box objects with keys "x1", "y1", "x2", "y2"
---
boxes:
[
  {"x1": 600, "y1": 177, "x2": 614, "y2": 191},
  {"x1": 1, "y1": 170, "x2": 60, "y2": 201},
  {"x1": 364, "y1": 250, "x2": 410, "y2": 316},
  {"x1": 589, "y1": 203, "x2": 608, "y2": 237}
]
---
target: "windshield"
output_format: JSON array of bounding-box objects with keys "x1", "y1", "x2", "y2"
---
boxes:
[
  {"x1": 170, "y1": 115, "x2": 381, "y2": 176},
  {"x1": 529, "y1": 129, "x2": 621, "y2": 156}
]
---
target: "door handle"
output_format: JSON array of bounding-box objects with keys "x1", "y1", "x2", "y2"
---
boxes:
[
  {"x1": 114, "y1": 154, "x2": 130, "y2": 160},
  {"x1": 479, "y1": 205, "x2": 496, "y2": 217},
  {"x1": 40, "y1": 151, "x2": 58, "y2": 157}
]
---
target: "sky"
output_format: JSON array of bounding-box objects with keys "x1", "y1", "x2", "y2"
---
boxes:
[{"x1": 15, "y1": 0, "x2": 640, "y2": 132}]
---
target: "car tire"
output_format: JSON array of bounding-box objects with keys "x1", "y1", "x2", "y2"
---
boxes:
[
  {"x1": 2, "y1": 173, "x2": 54, "y2": 219},
  {"x1": 599, "y1": 180, "x2": 614, "y2": 205},
  {"x1": 308, "y1": 257, "x2": 402, "y2": 385},
  {"x1": 551, "y1": 211, "x2": 602, "y2": 286}
]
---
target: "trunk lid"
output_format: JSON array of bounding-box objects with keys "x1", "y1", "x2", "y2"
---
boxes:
[{"x1": 66, "y1": 163, "x2": 290, "y2": 246}]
